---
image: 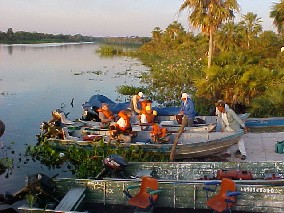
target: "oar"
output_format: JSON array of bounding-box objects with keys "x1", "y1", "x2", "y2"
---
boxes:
[{"x1": 170, "y1": 115, "x2": 187, "y2": 161}]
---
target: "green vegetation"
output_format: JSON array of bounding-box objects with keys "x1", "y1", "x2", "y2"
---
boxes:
[
  {"x1": 96, "y1": 45, "x2": 124, "y2": 56},
  {"x1": 0, "y1": 28, "x2": 150, "y2": 45},
  {"x1": 122, "y1": 5, "x2": 284, "y2": 117},
  {"x1": 25, "y1": 137, "x2": 168, "y2": 178},
  {"x1": 179, "y1": 0, "x2": 239, "y2": 68},
  {"x1": 0, "y1": 28, "x2": 98, "y2": 44}
]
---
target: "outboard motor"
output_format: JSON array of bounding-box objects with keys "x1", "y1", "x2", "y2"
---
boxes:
[
  {"x1": 0, "y1": 173, "x2": 57, "y2": 205},
  {"x1": 96, "y1": 154, "x2": 128, "y2": 179},
  {"x1": 81, "y1": 103, "x2": 100, "y2": 121}
]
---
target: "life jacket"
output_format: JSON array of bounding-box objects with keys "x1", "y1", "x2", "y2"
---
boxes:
[
  {"x1": 97, "y1": 108, "x2": 114, "y2": 120},
  {"x1": 116, "y1": 110, "x2": 131, "y2": 132},
  {"x1": 140, "y1": 111, "x2": 155, "y2": 124},
  {"x1": 151, "y1": 124, "x2": 166, "y2": 138},
  {"x1": 140, "y1": 100, "x2": 148, "y2": 112}
]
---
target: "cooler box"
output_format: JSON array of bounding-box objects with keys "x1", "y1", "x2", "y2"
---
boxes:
[{"x1": 275, "y1": 141, "x2": 284, "y2": 154}]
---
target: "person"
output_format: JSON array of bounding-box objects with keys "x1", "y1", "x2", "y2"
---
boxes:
[
  {"x1": 48, "y1": 109, "x2": 74, "y2": 125},
  {"x1": 215, "y1": 101, "x2": 230, "y2": 132},
  {"x1": 215, "y1": 100, "x2": 248, "y2": 160},
  {"x1": 109, "y1": 109, "x2": 134, "y2": 143},
  {"x1": 150, "y1": 123, "x2": 168, "y2": 143},
  {"x1": 178, "y1": 93, "x2": 196, "y2": 127},
  {"x1": 97, "y1": 103, "x2": 115, "y2": 128},
  {"x1": 129, "y1": 91, "x2": 144, "y2": 114},
  {"x1": 140, "y1": 105, "x2": 156, "y2": 124}
]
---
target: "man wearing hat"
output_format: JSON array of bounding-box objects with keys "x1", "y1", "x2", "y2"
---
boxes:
[
  {"x1": 215, "y1": 100, "x2": 248, "y2": 160},
  {"x1": 179, "y1": 92, "x2": 196, "y2": 127},
  {"x1": 129, "y1": 91, "x2": 144, "y2": 114}
]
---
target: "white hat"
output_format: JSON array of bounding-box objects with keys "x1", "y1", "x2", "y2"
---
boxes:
[
  {"x1": 138, "y1": 92, "x2": 143, "y2": 97},
  {"x1": 181, "y1": 93, "x2": 188, "y2": 99}
]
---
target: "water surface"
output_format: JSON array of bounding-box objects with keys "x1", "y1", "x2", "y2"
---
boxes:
[{"x1": 0, "y1": 42, "x2": 147, "y2": 197}]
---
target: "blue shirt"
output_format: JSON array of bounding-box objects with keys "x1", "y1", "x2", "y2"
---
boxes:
[{"x1": 180, "y1": 98, "x2": 195, "y2": 119}]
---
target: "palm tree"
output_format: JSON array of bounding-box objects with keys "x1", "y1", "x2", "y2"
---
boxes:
[
  {"x1": 165, "y1": 21, "x2": 186, "y2": 39},
  {"x1": 179, "y1": 0, "x2": 239, "y2": 68},
  {"x1": 239, "y1": 12, "x2": 262, "y2": 49},
  {"x1": 215, "y1": 21, "x2": 240, "y2": 51},
  {"x1": 270, "y1": 0, "x2": 284, "y2": 37},
  {"x1": 151, "y1": 27, "x2": 163, "y2": 42}
]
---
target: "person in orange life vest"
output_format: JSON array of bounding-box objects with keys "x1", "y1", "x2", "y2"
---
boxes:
[
  {"x1": 97, "y1": 103, "x2": 115, "y2": 127},
  {"x1": 140, "y1": 106, "x2": 156, "y2": 124},
  {"x1": 150, "y1": 123, "x2": 167, "y2": 143},
  {"x1": 110, "y1": 109, "x2": 133, "y2": 143}
]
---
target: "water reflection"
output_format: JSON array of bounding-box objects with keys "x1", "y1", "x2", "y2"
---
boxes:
[{"x1": 0, "y1": 43, "x2": 147, "y2": 203}]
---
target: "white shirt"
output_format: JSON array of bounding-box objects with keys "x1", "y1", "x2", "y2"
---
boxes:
[
  {"x1": 140, "y1": 114, "x2": 147, "y2": 123},
  {"x1": 117, "y1": 117, "x2": 127, "y2": 128},
  {"x1": 221, "y1": 112, "x2": 233, "y2": 131}
]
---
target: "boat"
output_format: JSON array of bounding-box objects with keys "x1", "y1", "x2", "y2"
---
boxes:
[
  {"x1": 44, "y1": 125, "x2": 244, "y2": 159},
  {"x1": 17, "y1": 161, "x2": 284, "y2": 213},
  {"x1": 81, "y1": 94, "x2": 250, "y2": 122},
  {"x1": 245, "y1": 117, "x2": 284, "y2": 128}
]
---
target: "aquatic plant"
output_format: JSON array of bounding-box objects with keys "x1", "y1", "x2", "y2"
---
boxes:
[
  {"x1": 26, "y1": 137, "x2": 168, "y2": 178},
  {"x1": 96, "y1": 45, "x2": 123, "y2": 56},
  {"x1": 26, "y1": 193, "x2": 36, "y2": 208}
]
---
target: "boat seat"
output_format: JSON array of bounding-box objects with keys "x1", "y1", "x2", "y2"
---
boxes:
[
  {"x1": 123, "y1": 176, "x2": 161, "y2": 209},
  {"x1": 203, "y1": 178, "x2": 241, "y2": 213},
  {"x1": 55, "y1": 187, "x2": 86, "y2": 211}
]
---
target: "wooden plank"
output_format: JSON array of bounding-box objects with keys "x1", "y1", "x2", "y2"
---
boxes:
[{"x1": 55, "y1": 187, "x2": 86, "y2": 211}]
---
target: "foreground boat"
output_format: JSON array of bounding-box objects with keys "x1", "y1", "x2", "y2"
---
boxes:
[
  {"x1": 45, "y1": 126, "x2": 244, "y2": 159},
  {"x1": 18, "y1": 161, "x2": 284, "y2": 213}
]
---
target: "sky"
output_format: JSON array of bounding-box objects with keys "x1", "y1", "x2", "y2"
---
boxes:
[{"x1": 0, "y1": 0, "x2": 279, "y2": 37}]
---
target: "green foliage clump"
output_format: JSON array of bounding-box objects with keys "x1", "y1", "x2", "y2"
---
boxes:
[
  {"x1": 125, "y1": 18, "x2": 284, "y2": 116},
  {"x1": 96, "y1": 45, "x2": 123, "y2": 56},
  {"x1": 26, "y1": 137, "x2": 168, "y2": 179}
]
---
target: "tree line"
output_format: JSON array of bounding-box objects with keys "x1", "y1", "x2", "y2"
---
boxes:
[
  {"x1": 123, "y1": 0, "x2": 284, "y2": 117},
  {"x1": 0, "y1": 28, "x2": 148, "y2": 44}
]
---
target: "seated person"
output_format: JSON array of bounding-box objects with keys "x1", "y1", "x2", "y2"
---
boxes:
[
  {"x1": 109, "y1": 109, "x2": 134, "y2": 143},
  {"x1": 97, "y1": 103, "x2": 115, "y2": 128},
  {"x1": 139, "y1": 105, "x2": 157, "y2": 130},
  {"x1": 49, "y1": 109, "x2": 73, "y2": 125},
  {"x1": 150, "y1": 123, "x2": 168, "y2": 143}
]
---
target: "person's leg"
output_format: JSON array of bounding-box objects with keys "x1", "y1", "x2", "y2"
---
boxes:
[
  {"x1": 238, "y1": 137, "x2": 247, "y2": 156},
  {"x1": 187, "y1": 117, "x2": 194, "y2": 127}
]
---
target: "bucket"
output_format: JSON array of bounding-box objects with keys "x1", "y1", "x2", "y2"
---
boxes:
[{"x1": 275, "y1": 141, "x2": 284, "y2": 154}]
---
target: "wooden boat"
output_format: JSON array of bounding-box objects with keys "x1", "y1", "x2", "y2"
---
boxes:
[
  {"x1": 18, "y1": 161, "x2": 284, "y2": 213},
  {"x1": 45, "y1": 126, "x2": 244, "y2": 159},
  {"x1": 245, "y1": 117, "x2": 284, "y2": 128}
]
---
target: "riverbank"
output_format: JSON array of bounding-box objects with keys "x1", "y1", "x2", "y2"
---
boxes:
[{"x1": 225, "y1": 131, "x2": 284, "y2": 162}]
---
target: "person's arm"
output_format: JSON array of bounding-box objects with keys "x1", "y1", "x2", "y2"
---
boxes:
[
  {"x1": 184, "y1": 99, "x2": 195, "y2": 115},
  {"x1": 229, "y1": 109, "x2": 245, "y2": 128},
  {"x1": 99, "y1": 112, "x2": 111, "y2": 123},
  {"x1": 132, "y1": 96, "x2": 140, "y2": 114}
]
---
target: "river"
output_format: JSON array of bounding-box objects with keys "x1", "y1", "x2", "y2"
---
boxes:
[{"x1": 0, "y1": 42, "x2": 149, "y2": 211}]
